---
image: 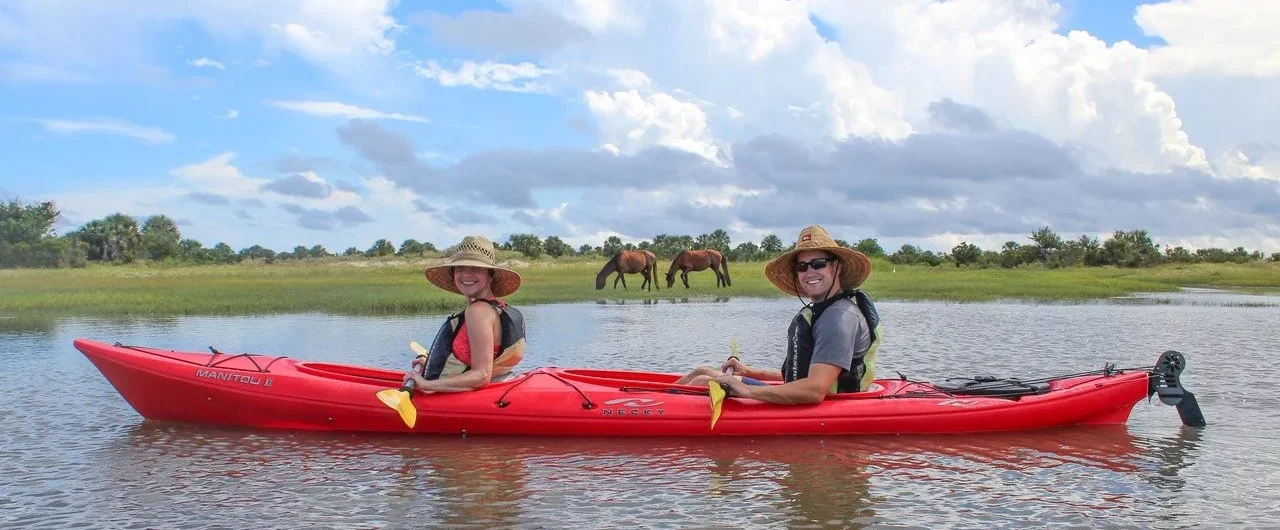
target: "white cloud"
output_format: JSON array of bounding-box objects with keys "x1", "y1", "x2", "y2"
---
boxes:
[
  {"x1": 217, "y1": 109, "x2": 240, "y2": 120},
  {"x1": 35, "y1": 118, "x2": 175, "y2": 144},
  {"x1": 185, "y1": 57, "x2": 226, "y2": 70},
  {"x1": 171, "y1": 152, "x2": 268, "y2": 197},
  {"x1": 1137, "y1": 0, "x2": 1280, "y2": 78},
  {"x1": 251, "y1": 59, "x2": 271, "y2": 67},
  {"x1": 605, "y1": 68, "x2": 651, "y2": 90},
  {"x1": 805, "y1": 0, "x2": 1208, "y2": 173},
  {"x1": 267, "y1": 100, "x2": 428, "y2": 122},
  {"x1": 412, "y1": 60, "x2": 555, "y2": 93},
  {"x1": 1221, "y1": 148, "x2": 1278, "y2": 181},
  {"x1": 584, "y1": 89, "x2": 725, "y2": 163}
]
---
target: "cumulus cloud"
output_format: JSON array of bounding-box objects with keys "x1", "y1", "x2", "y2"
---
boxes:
[
  {"x1": 35, "y1": 118, "x2": 174, "y2": 144},
  {"x1": 584, "y1": 89, "x2": 725, "y2": 163},
  {"x1": 186, "y1": 57, "x2": 225, "y2": 70},
  {"x1": 411, "y1": 59, "x2": 555, "y2": 93},
  {"x1": 171, "y1": 152, "x2": 268, "y2": 197},
  {"x1": 1137, "y1": 0, "x2": 1280, "y2": 78},
  {"x1": 268, "y1": 100, "x2": 428, "y2": 122}
]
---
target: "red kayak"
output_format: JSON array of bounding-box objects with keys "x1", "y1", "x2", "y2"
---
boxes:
[{"x1": 74, "y1": 338, "x2": 1204, "y2": 436}]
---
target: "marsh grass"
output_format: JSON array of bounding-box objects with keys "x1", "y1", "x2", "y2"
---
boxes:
[{"x1": 2, "y1": 258, "x2": 1277, "y2": 317}]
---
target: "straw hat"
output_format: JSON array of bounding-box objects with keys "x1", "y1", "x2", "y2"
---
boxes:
[
  {"x1": 424, "y1": 235, "x2": 522, "y2": 298},
  {"x1": 764, "y1": 225, "x2": 872, "y2": 297}
]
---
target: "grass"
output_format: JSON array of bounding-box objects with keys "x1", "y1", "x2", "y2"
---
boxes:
[{"x1": 2, "y1": 257, "x2": 1278, "y2": 318}]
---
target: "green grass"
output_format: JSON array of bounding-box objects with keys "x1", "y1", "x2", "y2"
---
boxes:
[{"x1": 2, "y1": 257, "x2": 1278, "y2": 317}]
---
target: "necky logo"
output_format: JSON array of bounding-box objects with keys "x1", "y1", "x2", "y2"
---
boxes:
[{"x1": 602, "y1": 398, "x2": 666, "y2": 407}]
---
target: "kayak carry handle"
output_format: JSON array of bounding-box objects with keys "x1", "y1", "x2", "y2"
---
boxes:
[{"x1": 1149, "y1": 350, "x2": 1207, "y2": 427}]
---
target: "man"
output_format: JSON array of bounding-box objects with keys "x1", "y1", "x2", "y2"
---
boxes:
[{"x1": 674, "y1": 225, "x2": 879, "y2": 404}]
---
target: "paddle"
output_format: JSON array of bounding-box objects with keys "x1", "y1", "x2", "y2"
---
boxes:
[
  {"x1": 708, "y1": 337, "x2": 740, "y2": 430},
  {"x1": 375, "y1": 340, "x2": 430, "y2": 429}
]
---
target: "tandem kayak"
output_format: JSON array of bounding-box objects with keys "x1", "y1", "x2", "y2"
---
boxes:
[{"x1": 74, "y1": 339, "x2": 1205, "y2": 436}]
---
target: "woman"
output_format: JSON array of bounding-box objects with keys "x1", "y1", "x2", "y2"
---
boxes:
[{"x1": 402, "y1": 235, "x2": 527, "y2": 393}]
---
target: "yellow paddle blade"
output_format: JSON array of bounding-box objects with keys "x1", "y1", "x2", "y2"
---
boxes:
[
  {"x1": 376, "y1": 388, "x2": 417, "y2": 429},
  {"x1": 410, "y1": 340, "x2": 429, "y2": 357},
  {"x1": 709, "y1": 381, "x2": 726, "y2": 430},
  {"x1": 729, "y1": 337, "x2": 740, "y2": 358}
]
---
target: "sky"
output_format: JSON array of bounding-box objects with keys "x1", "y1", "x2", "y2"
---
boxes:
[{"x1": 1, "y1": 0, "x2": 1278, "y2": 254}]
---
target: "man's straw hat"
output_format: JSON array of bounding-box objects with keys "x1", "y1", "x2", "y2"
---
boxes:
[{"x1": 764, "y1": 225, "x2": 872, "y2": 297}]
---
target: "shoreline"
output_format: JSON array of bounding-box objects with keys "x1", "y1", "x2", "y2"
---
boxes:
[{"x1": 3, "y1": 258, "x2": 1278, "y2": 318}]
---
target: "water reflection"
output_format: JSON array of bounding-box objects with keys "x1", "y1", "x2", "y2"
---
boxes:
[
  {"x1": 42, "y1": 423, "x2": 1165, "y2": 529},
  {"x1": 594, "y1": 296, "x2": 733, "y2": 305},
  {"x1": 1137, "y1": 427, "x2": 1203, "y2": 492}
]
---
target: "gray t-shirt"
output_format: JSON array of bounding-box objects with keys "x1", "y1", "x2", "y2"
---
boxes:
[{"x1": 811, "y1": 297, "x2": 871, "y2": 372}]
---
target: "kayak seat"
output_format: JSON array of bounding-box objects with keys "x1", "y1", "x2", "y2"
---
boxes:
[{"x1": 935, "y1": 376, "x2": 1051, "y2": 398}]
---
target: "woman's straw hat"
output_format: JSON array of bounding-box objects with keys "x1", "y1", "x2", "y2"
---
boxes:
[
  {"x1": 424, "y1": 235, "x2": 522, "y2": 297},
  {"x1": 764, "y1": 225, "x2": 872, "y2": 297}
]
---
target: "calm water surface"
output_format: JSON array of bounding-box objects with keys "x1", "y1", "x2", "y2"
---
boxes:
[{"x1": 2, "y1": 289, "x2": 1278, "y2": 529}]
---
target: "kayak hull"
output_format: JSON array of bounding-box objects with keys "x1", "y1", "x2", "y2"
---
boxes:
[{"x1": 75, "y1": 338, "x2": 1156, "y2": 436}]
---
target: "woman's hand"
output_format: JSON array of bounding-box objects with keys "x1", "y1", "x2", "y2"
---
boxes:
[{"x1": 402, "y1": 371, "x2": 429, "y2": 391}]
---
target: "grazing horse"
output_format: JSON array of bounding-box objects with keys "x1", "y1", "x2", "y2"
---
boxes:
[
  {"x1": 665, "y1": 249, "x2": 731, "y2": 288},
  {"x1": 596, "y1": 250, "x2": 660, "y2": 291}
]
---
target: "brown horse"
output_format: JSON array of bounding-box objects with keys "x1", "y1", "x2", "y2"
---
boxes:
[
  {"x1": 596, "y1": 250, "x2": 660, "y2": 291},
  {"x1": 665, "y1": 249, "x2": 731, "y2": 288}
]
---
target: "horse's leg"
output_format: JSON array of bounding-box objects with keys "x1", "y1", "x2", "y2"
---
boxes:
[
  {"x1": 681, "y1": 269, "x2": 690, "y2": 289},
  {"x1": 621, "y1": 273, "x2": 628, "y2": 290},
  {"x1": 613, "y1": 273, "x2": 621, "y2": 289},
  {"x1": 641, "y1": 270, "x2": 650, "y2": 291}
]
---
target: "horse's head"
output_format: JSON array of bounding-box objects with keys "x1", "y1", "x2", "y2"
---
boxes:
[
  {"x1": 665, "y1": 269, "x2": 676, "y2": 288},
  {"x1": 595, "y1": 257, "x2": 616, "y2": 289}
]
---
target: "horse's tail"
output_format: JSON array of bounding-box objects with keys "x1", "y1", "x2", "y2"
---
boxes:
[
  {"x1": 646, "y1": 251, "x2": 660, "y2": 290},
  {"x1": 596, "y1": 255, "x2": 618, "y2": 289},
  {"x1": 719, "y1": 250, "x2": 731, "y2": 286}
]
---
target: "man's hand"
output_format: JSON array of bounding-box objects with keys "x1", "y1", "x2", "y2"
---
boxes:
[
  {"x1": 720, "y1": 356, "x2": 746, "y2": 376},
  {"x1": 711, "y1": 373, "x2": 752, "y2": 398}
]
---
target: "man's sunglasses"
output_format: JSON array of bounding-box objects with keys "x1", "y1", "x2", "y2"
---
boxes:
[{"x1": 795, "y1": 257, "x2": 837, "y2": 272}]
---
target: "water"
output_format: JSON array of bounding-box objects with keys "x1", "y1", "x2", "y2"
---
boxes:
[{"x1": 2, "y1": 289, "x2": 1278, "y2": 528}]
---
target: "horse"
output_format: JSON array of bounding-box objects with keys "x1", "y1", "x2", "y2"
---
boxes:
[
  {"x1": 665, "y1": 249, "x2": 731, "y2": 288},
  {"x1": 595, "y1": 250, "x2": 660, "y2": 291}
]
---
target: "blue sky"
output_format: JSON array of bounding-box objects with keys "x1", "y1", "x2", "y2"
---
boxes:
[{"x1": 1, "y1": 0, "x2": 1277, "y2": 254}]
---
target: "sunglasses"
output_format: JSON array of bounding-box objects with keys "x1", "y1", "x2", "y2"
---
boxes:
[{"x1": 795, "y1": 257, "x2": 837, "y2": 272}]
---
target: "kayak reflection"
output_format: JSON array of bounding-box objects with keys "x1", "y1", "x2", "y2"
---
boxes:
[{"x1": 81, "y1": 424, "x2": 1157, "y2": 528}]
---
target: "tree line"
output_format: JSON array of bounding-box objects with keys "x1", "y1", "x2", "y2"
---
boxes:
[{"x1": 2, "y1": 199, "x2": 1278, "y2": 269}]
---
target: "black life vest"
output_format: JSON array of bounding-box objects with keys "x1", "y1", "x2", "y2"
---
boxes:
[
  {"x1": 423, "y1": 299, "x2": 527, "y2": 381},
  {"x1": 779, "y1": 289, "x2": 882, "y2": 393}
]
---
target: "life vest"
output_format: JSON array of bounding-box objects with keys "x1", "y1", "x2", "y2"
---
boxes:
[
  {"x1": 423, "y1": 299, "x2": 527, "y2": 381},
  {"x1": 779, "y1": 289, "x2": 882, "y2": 393}
]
